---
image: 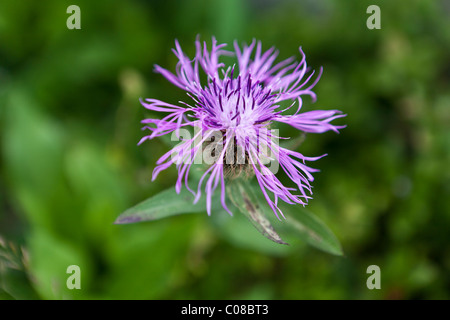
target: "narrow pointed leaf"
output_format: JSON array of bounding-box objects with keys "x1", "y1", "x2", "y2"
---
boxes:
[
  {"x1": 243, "y1": 182, "x2": 343, "y2": 255},
  {"x1": 227, "y1": 180, "x2": 288, "y2": 245},
  {"x1": 280, "y1": 207, "x2": 343, "y2": 256},
  {"x1": 115, "y1": 186, "x2": 220, "y2": 224}
]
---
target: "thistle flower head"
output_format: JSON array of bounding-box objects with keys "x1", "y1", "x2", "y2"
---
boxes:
[{"x1": 139, "y1": 37, "x2": 346, "y2": 219}]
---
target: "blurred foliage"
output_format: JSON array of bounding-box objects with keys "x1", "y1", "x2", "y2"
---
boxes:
[{"x1": 0, "y1": 0, "x2": 449, "y2": 299}]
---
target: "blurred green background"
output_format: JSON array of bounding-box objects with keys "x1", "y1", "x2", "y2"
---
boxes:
[{"x1": 0, "y1": 0, "x2": 449, "y2": 300}]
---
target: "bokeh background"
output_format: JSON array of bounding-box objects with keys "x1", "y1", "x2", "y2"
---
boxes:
[{"x1": 1, "y1": 0, "x2": 449, "y2": 300}]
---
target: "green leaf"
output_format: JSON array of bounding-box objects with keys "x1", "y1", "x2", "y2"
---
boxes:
[
  {"x1": 229, "y1": 179, "x2": 343, "y2": 255},
  {"x1": 226, "y1": 180, "x2": 288, "y2": 245},
  {"x1": 280, "y1": 207, "x2": 344, "y2": 256},
  {"x1": 211, "y1": 211, "x2": 292, "y2": 256},
  {"x1": 0, "y1": 237, "x2": 40, "y2": 300},
  {"x1": 115, "y1": 186, "x2": 219, "y2": 224}
]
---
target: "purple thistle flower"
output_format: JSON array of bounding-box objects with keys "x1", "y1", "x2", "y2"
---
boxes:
[{"x1": 139, "y1": 37, "x2": 346, "y2": 219}]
